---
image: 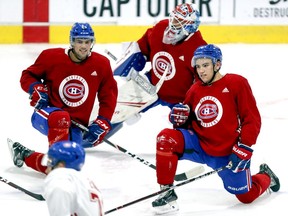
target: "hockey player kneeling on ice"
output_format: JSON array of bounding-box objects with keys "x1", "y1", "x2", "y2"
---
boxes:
[
  {"x1": 111, "y1": 3, "x2": 207, "y2": 130},
  {"x1": 7, "y1": 22, "x2": 118, "y2": 175},
  {"x1": 44, "y1": 140, "x2": 104, "y2": 216},
  {"x1": 152, "y1": 44, "x2": 280, "y2": 214}
]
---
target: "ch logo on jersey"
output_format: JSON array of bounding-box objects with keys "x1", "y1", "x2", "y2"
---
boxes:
[
  {"x1": 194, "y1": 96, "x2": 223, "y2": 127},
  {"x1": 59, "y1": 75, "x2": 89, "y2": 107},
  {"x1": 152, "y1": 51, "x2": 176, "y2": 81}
]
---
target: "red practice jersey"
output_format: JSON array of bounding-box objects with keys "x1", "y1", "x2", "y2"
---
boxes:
[
  {"x1": 184, "y1": 74, "x2": 261, "y2": 157},
  {"x1": 20, "y1": 48, "x2": 118, "y2": 125},
  {"x1": 137, "y1": 19, "x2": 207, "y2": 104}
]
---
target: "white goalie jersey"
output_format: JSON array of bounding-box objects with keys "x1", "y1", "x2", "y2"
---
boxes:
[{"x1": 43, "y1": 168, "x2": 104, "y2": 216}]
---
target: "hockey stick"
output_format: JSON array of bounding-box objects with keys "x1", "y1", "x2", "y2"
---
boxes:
[
  {"x1": 104, "y1": 49, "x2": 117, "y2": 61},
  {"x1": 0, "y1": 176, "x2": 45, "y2": 201},
  {"x1": 71, "y1": 120, "x2": 204, "y2": 181},
  {"x1": 105, "y1": 48, "x2": 168, "y2": 96},
  {"x1": 103, "y1": 136, "x2": 203, "y2": 182},
  {"x1": 104, "y1": 165, "x2": 229, "y2": 215}
]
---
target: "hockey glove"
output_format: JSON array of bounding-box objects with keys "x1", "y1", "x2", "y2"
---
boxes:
[
  {"x1": 83, "y1": 117, "x2": 111, "y2": 147},
  {"x1": 229, "y1": 143, "x2": 253, "y2": 173},
  {"x1": 169, "y1": 103, "x2": 190, "y2": 127},
  {"x1": 29, "y1": 82, "x2": 49, "y2": 110},
  {"x1": 114, "y1": 42, "x2": 146, "y2": 77}
]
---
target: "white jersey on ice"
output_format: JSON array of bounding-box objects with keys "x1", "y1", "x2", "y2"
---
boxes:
[{"x1": 43, "y1": 167, "x2": 103, "y2": 216}]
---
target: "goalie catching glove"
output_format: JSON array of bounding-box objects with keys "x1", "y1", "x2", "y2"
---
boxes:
[
  {"x1": 229, "y1": 143, "x2": 253, "y2": 173},
  {"x1": 83, "y1": 117, "x2": 111, "y2": 147},
  {"x1": 29, "y1": 82, "x2": 49, "y2": 110},
  {"x1": 169, "y1": 103, "x2": 190, "y2": 127}
]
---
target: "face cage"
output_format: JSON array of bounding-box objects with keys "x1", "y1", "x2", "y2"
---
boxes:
[{"x1": 163, "y1": 13, "x2": 194, "y2": 45}]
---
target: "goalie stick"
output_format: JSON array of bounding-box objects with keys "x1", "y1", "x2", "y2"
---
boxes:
[
  {"x1": 104, "y1": 165, "x2": 229, "y2": 215},
  {"x1": 105, "y1": 48, "x2": 166, "y2": 96},
  {"x1": 0, "y1": 175, "x2": 45, "y2": 201},
  {"x1": 71, "y1": 120, "x2": 204, "y2": 181},
  {"x1": 111, "y1": 66, "x2": 169, "y2": 125},
  {"x1": 109, "y1": 48, "x2": 169, "y2": 125},
  {"x1": 104, "y1": 49, "x2": 117, "y2": 61}
]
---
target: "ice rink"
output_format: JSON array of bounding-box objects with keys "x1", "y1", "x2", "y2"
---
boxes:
[{"x1": 0, "y1": 43, "x2": 287, "y2": 215}]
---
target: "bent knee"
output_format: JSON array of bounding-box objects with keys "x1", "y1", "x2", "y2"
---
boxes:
[
  {"x1": 48, "y1": 110, "x2": 71, "y2": 129},
  {"x1": 156, "y1": 128, "x2": 184, "y2": 154}
]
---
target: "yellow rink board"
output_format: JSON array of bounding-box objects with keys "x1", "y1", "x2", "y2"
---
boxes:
[{"x1": 0, "y1": 25, "x2": 287, "y2": 44}]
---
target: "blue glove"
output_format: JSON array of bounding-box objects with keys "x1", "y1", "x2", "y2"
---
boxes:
[
  {"x1": 83, "y1": 117, "x2": 111, "y2": 147},
  {"x1": 29, "y1": 82, "x2": 49, "y2": 110},
  {"x1": 229, "y1": 143, "x2": 253, "y2": 173},
  {"x1": 113, "y1": 42, "x2": 146, "y2": 77},
  {"x1": 169, "y1": 103, "x2": 190, "y2": 127}
]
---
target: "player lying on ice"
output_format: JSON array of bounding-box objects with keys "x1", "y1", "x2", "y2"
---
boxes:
[
  {"x1": 151, "y1": 44, "x2": 280, "y2": 214},
  {"x1": 8, "y1": 22, "x2": 118, "y2": 174}
]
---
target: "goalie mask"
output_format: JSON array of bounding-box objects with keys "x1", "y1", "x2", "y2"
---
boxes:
[
  {"x1": 47, "y1": 141, "x2": 85, "y2": 171},
  {"x1": 163, "y1": 3, "x2": 200, "y2": 45}
]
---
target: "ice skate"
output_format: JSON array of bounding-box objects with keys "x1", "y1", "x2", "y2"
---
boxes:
[
  {"x1": 7, "y1": 138, "x2": 34, "y2": 168},
  {"x1": 152, "y1": 185, "x2": 179, "y2": 215},
  {"x1": 259, "y1": 163, "x2": 280, "y2": 192}
]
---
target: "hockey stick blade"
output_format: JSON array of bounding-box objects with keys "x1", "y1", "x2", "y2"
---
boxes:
[
  {"x1": 0, "y1": 176, "x2": 45, "y2": 201},
  {"x1": 174, "y1": 165, "x2": 205, "y2": 181},
  {"x1": 104, "y1": 165, "x2": 228, "y2": 215},
  {"x1": 71, "y1": 120, "x2": 201, "y2": 181}
]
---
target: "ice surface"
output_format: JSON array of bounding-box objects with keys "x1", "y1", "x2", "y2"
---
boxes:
[{"x1": 0, "y1": 43, "x2": 287, "y2": 215}]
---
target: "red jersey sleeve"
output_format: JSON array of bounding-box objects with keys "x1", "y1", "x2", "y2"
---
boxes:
[
  {"x1": 20, "y1": 49, "x2": 51, "y2": 93},
  {"x1": 20, "y1": 48, "x2": 118, "y2": 124},
  {"x1": 137, "y1": 23, "x2": 155, "y2": 61},
  {"x1": 227, "y1": 75, "x2": 261, "y2": 146}
]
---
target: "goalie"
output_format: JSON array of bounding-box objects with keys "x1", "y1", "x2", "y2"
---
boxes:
[{"x1": 110, "y1": 3, "x2": 207, "y2": 129}]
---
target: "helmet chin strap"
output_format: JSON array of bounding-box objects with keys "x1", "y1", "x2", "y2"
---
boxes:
[
  {"x1": 204, "y1": 69, "x2": 219, "y2": 85},
  {"x1": 199, "y1": 62, "x2": 221, "y2": 85}
]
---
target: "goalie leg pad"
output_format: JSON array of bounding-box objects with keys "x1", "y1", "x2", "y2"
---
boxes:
[
  {"x1": 47, "y1": 110, "x2": 71, "y2": 145},
  {"x1": 156, "y1": 129, "x2": 185, "y2": 185}
]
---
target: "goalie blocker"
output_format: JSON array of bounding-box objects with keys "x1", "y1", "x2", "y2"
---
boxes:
[{"x1": 113, "y1": 42, "x2": 147, "y2": 78}]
